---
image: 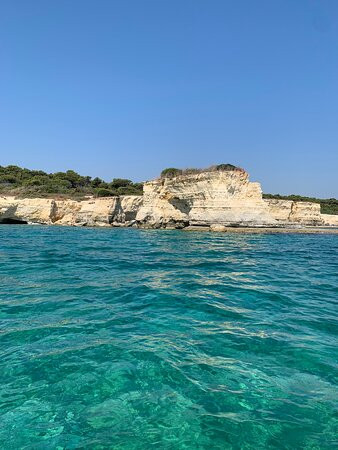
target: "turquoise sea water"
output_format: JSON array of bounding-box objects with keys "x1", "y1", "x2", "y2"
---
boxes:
[{"x1": 0, "y1": 226, "x2": 337, "y2": 449}]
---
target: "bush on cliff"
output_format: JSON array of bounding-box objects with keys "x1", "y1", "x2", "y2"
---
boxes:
[
  {"x1": 215, "y1": 163, "x2": 238, "y2": 171},
  {"x1": 160, "y1": 164, "x2": 243, "y2": 179},
  {"x1": 1, "y1": 164, "x2": 336, "y2": 214},
  {"x1": 117, "y1": 185, "x2": 143, "y2": 195},
  {"x1": 95, "y1": 188, "x2": 116, "y2": 197},
  {"x1": 160, "y1": 168, "x2": 183, "y2": 178},
  {"x1": 110, "y1": 178, "x2": 133, "y2": 188},
  {"x1": 0, "y1": 165, "x2": 143, "y2": 198}
]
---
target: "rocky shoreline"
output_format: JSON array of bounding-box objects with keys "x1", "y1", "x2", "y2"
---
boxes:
[
  {"x1": 183, "y1": 225, "x2": 338, "y2": 234},
  {"x1": 1, "y1": 169, "x2": 337, "y2": 230}
]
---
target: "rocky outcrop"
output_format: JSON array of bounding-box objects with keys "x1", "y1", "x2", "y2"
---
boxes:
[
  {"x1": 0, "y1": 195, "x2": 142, "y2": 227},
  {"x1": 136, "y1": 170, "x2": 336, "y2": 228},
  {"x1": 136, "y1": 170, "x2": 276, "y2": 228},
  {"x1": 263, "y1": 199, "x2": 323, "y2": 226},
  {"x1": 0, "y1": 197, "x2": 55, "y2": 224},
  {"x1": 0, "y1": 169, "x2": 336, "y2": 229},
  {"x1": 321, "y1": 214, "x2": 338, "y2": 227},
  {"x1": 112, "y1": 196, "x2": 143, "y2": 225}
]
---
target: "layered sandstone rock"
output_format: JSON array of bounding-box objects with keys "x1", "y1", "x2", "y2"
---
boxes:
[
  {"x1": 114, "y1": 196, "x2": 143, "y2": 225},
  {"x1": 53, "y1": 198, "x2": 115, "y2": 227},
  {"x1": 263, "y1": 199, "x2": 323, "y2": 226},
  {"x1": 0, "y1": 195, "x2": 142, "y2": 227},
  {"x1": 0, "y1": 169, "x2": 336, "y2": 229},
  {"x1": 0, "y1": 196, "x2": 55, "y2": 224},
  {"x1": 136, "y1": 170, "x2": 276, "y2": 228},
  {"x1": 321, "y1": 214, "x2": 338, "y2": 227}
]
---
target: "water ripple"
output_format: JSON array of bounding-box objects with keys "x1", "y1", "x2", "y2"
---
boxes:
[{"x1": 0, "y1": 226, "x2": 337, "y2": 449}]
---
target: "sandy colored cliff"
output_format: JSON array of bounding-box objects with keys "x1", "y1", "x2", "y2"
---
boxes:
[
  {"x1": 136, "y1": 170, "x2": 276, "y2": 227},
  {"x1": 321, "y1": 214, "x2": 338, "y2": 227},
  {"x1": 0, "y1": 197, "x2": 55, "y2": 224},
  {"x1": 0, "y1": 196, "x2": 142, "y2": 227},
  {"x1": 263, "y1": 199, "x2": 323, "y2": 226},
  {"x1": 0, "y1": 168, "x2": 337, "y2": 229}
]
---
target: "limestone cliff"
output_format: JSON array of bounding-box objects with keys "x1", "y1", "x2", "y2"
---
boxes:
[
  {"x1": 136, "y1": 170, "x2": 275, "y2": 228},
  {"x1": 136, "y1": 170, "x2": 334, "y2": 228},
  {"x1": 0, "y1": 168, "x2": 336, "y2": 229},
  {"x1": 0, "y1": 196, "x2": 142, "y2": 227},
  {"x1": 321, "y1": 214, "x2": 338, "y2": 227},
  {"x1": 53, "y1": 197, "x2": 142, "y2": 227},
  {"x1": 263, "y1": 199, "x2": 323, "y2": 226},
  {"x1": 0, "y1": 197, "x2": 55, "y2": 224}
]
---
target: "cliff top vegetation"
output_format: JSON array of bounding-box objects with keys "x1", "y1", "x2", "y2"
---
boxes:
[
  {"x1": 160, "y1": 164, "x2": 243, "y2": 179},
  {"x1": 1, "y1": 164, "x2": 337, "y2": 214},
  {"x1": 0, "y1": 165, "x2": 143, "y2": 199}
]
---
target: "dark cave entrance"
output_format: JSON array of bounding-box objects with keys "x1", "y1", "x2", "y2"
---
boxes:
[{"x1": 0, "y1": 218, "x2": 28, "y2": 224}]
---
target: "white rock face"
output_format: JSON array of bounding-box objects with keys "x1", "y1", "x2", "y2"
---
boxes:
[
  {"x1": 0, "y1": 196, "x2": 142, "y2": 227},
  {"x1": 0, "y1": 171, "x2": 336, "y2": 228},
  {"x1": 55, "y1": 198, "x2": 117, "y2": 227},
  {"x1": 136, "y1": 170, "x2": 276, "y2": 227},
  {"x1": 52, "y1": 199, "x2": 82, "y2": 225},
  {"x1": 263, "y1": 199, "x2": 323, "y2": 226},
  {"x1": 0, "y1": 196, "x2": 55, "y2": 224},
  {"x1": 321, "y1": 214, "x2": 338, "y2": 226}
]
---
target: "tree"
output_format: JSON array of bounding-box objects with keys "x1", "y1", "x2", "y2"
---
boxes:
[
  {"x1": 95, "y1": 188, "x2": 115, "y2": 197},
  {"x1": 110, "y1": 178, "x2": 132, "y2": 188},
  {"x1": 91, "y1": 177, "x2": 104, "y2": 188}
]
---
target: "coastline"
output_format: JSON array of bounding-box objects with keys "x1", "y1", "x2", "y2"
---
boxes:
[
  {"x1": 1, "y1": 221, "x2": 337, "y2": 234},
  {"x1": 183, "y1": 225, "x2": 338, "y2": 234},
  {"x1": 1, "y1": 169, "x2": 337, "y2": 229}
]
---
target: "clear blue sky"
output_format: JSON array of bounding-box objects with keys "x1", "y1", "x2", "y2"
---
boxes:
[{"x1": 0, "y1": 0, "x2": 337, "y2": 197}]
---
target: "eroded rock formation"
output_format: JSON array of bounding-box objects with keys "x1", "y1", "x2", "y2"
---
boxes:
[
  {"x1": 321, "y1": 214, "x2": 338, "y2": 227},
  {"x1": 0, "y1": 196, "x2": 142, "y2": 227},
  {"x1": 263, "y1": 199, "x2": 323, "y2": 226},
  {"x1": 0, "y1": 168, "x2": 336, "y2": 229},
  {"x1": 136, "y1": 170, "x2": 276, "y2": 228},
  {"x1": 0, "y1": 197, "x2": 55, "y2": 224}
]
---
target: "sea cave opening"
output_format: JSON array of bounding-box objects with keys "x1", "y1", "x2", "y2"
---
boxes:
[{"x1": 0, "y1": 218, "x2": 28, "y2": 224}]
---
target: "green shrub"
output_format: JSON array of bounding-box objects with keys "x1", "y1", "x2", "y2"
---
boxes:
[
  {"x1": 23, "y1": 176, "x2": 49, "y2": 186},
  {"x1": 132, "y1": 182, "x2": 143, "y2": 192},
  {"x1": 0, "y1": 175, "x2": 18, "y2": 184},
  {"x1": 215, "y1": 163, "x2": 238, "y2": 171},
  {"x1": 161, "y1": 164, "x2": 241, "y2": 178},
  {"x1": 110, "y1": 178, "x2": 132, "y2": 188},
  {"x1": 160, "y1": 168, "x2": 182, "y2": 178},
  {"x1": 0, "y1": 165, "x2": 143, "y2": 198},
  {"x1": 117, "y1": 186, "x2": 142, "y2": 195},
  {"x1": 91, "y1": 177, "x2": 104, "y2": 188},
  {"x1": 95, "y1": 188, "x2": 115, "y2": 197}
]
